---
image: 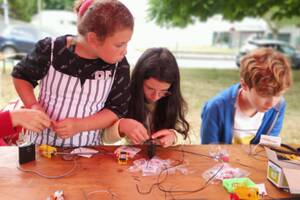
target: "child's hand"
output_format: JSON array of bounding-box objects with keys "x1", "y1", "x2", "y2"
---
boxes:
[
  {"x1": 52, "y1": 118, "x2": 80, "y2": 139},
  {"x1": 119, "y1": 118, "x2": 150, "y2": 144},
  {"x1": 152, "y1": 129, "x2": 176, "y2": 148},
  {"x1": 10, "y1": 109, "x2": 51, "y2": 133}
]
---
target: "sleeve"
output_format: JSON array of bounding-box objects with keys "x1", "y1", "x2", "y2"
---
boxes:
[
  {"x1": 104, "y1": 58, "x2": 131, "y2": 118},
  {"x1": 11, "y1": 37, "x2": 52, "y2": 87},
  {"x1": 102, "y1": 119, "x2": 131, "y2": 145},
  {"x1": 102, "y1": 119, "x2": 123, "y2": 144},
  {"x1": 200, "y1": 101, "x2": 223, "y2": 144},
  {"x1": 269, "y1": 100, "x2": 286, "y2": 136},
  {"x1": 0, "y1": 111, "x2": 14, "y2": 138}
]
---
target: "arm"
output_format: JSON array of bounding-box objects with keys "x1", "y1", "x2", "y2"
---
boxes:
[
  {"x1": 0, "y1": 111, "x2": 14, "y2": 138},
  {"x1": 11, "y1": 37, "x2": 51, "y2": 111},
  {"x1": 102, "y1": 119, "x2": 123, "y2": 144},
  {"x1": 53, "y1": 108, "x2": 119, "y2": 139},
  {"x1": 13, "y1": 78, "x2": 38, "y2": 107},
  {"x1": 0, "y1": 109, "x2": 51, "y2": 138},
  {"x1": 200, "y1": 102, "x2": 223, "y2": 144}
]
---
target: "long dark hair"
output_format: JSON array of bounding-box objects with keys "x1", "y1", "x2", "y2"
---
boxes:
[{"x1": 128, "y1": 48, "x2": 189, "y2": 138}]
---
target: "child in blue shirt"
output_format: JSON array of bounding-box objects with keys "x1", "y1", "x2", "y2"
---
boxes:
[{"x1": 201, "y1": 48, "x2": 293, "y2": 144}]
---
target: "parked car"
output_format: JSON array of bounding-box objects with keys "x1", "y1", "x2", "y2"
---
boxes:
[
  {"x1": 236, "y1": 39, "x2": 300, "y2": 69},
  {"x1": 0, "y1": 24, "x2": 56, "y2": 59}
]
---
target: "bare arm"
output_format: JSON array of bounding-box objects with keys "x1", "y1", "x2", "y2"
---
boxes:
[
  {"x1": 13, "y1": 78, "x2": 38, "y2": 108},
  {"x1": 53, "y1": 108, "x2": 119, "y2": 139}
]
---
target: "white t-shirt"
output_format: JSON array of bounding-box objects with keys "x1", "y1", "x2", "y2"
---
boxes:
[{"x1": 232, "y1": 103, "x2": 265, "y2": 144}]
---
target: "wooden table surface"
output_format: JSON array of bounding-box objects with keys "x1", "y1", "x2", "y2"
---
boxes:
[{"x1": 0, "y1": 145, "x2": 295, "y2": 200}]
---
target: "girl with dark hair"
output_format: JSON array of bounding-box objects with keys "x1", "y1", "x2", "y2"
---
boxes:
[
  {"x1": 103, "y1": 48, "x2": 190, "y2": 147},
  {"x1": 11, "y1": 0, "x2": 134, "y2": 147}
]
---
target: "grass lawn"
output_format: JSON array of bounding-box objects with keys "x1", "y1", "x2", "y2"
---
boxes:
[{"x1": 1, "y1": 67, "x2": 300, "y2": 144}]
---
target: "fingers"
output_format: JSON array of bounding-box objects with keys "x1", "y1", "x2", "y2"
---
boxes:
[
  {"x1": 158, "y1": 137, "x2": 170, "y2": 148},
  {"x1": 37, "y1": 112, "x2": 52, "y2": 128},
  {"x1": 24, "y1": 122, "x2": 44, "y2": 133},
  {"x1": 28, "y1": 111, "x2": 51, "y2": 133},
  {"x1": 119, "y1": 119, "x2": 150, "y2": 144},
  {"x1": 52, "y1": 122, "x2": 69, "y2": 138},
  {"x1": 152, "y1": 131, "x2": 168, "y2": 139},
  {"x1": 152, "y1": 129, "x2": 176, "y2": 148},
  {"x1": 10, "y1": 108, "x2": 51, "y2": 132},
  {"x1": 130, "y1": 127, "x2": 149, "y2": 144},
  {"x1": 52, "y1": 119, "x2": 78, "y2": 139}
]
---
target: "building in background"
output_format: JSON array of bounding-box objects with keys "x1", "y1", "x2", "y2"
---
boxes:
[
  {"x1": 30, "y1": 10, "x2": 77, "y2": 36},
  {"x1": 210, "y1": 15, "x2": 300, "y2": 49}
]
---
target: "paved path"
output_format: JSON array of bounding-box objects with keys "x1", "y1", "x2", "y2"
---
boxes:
[{"x1": 127, "y1": 51, "x2": 238, "y2": 69}]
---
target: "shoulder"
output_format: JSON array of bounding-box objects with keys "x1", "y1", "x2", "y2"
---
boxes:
[
  {"x1": 203, "y1": 83, "x2": 239, "y2": 111},
  {"x1": 270, "y1": 98, "x2": 286, "y2": 112},
  {"x1": 52, "y1": 35, "x2": 70, "y2": 50},
  {"x1": 32, "y1": 36, "x2": 68, "y2": 57},
  {"x1": 33, "y1": 37, "x2": 52, "y2": 54}
]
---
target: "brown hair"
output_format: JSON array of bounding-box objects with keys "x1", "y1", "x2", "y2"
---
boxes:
[
  {"x1": 74, "y1": 0, "x2": 134, "y2": 41},
  {"x1": 240, "y1": 48, "x2": 292, "y2": 96}
]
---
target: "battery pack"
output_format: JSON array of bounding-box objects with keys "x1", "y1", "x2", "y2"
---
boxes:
[{"x1": 18, "y1": 142, "x2": 36, "y2": 164}]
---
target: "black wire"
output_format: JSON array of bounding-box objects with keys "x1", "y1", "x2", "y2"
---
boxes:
[
  {"x1": 135, "y1": 147, "x2": 224, "y2": 198},
  {"x1": 157, "y1": 164, "x2": 225, "y2": 195},
  {"x1": 230, "y1": 159, "x2": 266, "y2": 172},
  {"x1": 262, "y1": 143, "x2": 300, "y2": 156},
  {"x1": 167, "y1": 147, "x2": 213, "y2": 159}
]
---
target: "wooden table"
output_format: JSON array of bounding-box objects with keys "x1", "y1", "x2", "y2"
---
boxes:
[{"x1": 0, "y1": 145, "x2": 295, "y2": 200}]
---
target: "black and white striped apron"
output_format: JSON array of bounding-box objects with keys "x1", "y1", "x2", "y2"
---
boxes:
[{"x1": 29, "y1": 39, "x2": 117, "y2": 147}]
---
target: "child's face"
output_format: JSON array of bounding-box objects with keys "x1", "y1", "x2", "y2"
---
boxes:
[
  {"x1": 143, "y1": 78, "x2": 171, "y2": 104},
  {"x1": 245, "y1": 87, "x2": 284, "y2": 112},
  {"x1": 91, "y1": 28, "x2": 133, "y2": 64}
]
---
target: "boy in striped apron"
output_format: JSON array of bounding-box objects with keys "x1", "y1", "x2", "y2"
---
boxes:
[{"x1": 11, "y1": 0, "x2": 134, "y2": 147}]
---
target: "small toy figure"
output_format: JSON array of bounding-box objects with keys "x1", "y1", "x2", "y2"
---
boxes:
[
  {"x1": 47, "y1": 190, "x2": 64, "y2": 200},
  {"x1": 233, "y1": 184, "x2": 259, "y2": 200},
  {"x1": 117, "y1": 151, "x2": 128, "y2": 165},
  {"x1": 39, "y1": 144, "x2": 57, "y2": 158}
]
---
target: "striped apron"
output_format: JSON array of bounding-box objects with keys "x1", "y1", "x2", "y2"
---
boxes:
[{"x1": 29, "y1": 39, "x2": 117, "y2": 147}]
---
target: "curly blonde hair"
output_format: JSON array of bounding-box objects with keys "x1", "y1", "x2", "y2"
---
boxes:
[{"x1": 240, "y1": 48, "x2": 292, "y2": 96}]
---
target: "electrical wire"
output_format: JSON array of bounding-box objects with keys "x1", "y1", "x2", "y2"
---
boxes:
[
  {"x1": 167, "y1": 147, "x2": 213, "y2": 159},
  {"x1": 17, "y1": 157, "x2": 78, "y2": 179},
  {"x1": 135, "y1": 147, "x2": 225, "y2": 199},
  {"x1": 16, "y1": 148, "x2": 113, "y2": 179},
  {"x1": 82, "y1": 189, "x2": 120, "y2": 200}
]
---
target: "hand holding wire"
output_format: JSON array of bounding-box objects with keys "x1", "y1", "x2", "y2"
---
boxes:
[
  {"x1": 152, "y1": 129, "x2": 176, "y2": 148},
  {"x1": 118, "y1": 118, "x2": 150, "y2": 144}
]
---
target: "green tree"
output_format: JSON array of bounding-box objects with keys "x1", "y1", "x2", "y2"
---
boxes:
[
  {"x1": 1, "y1": 0, "x2": 36, "y2": 22},
  {"x1": 0, "y1": 0, "x2": 74, "y2": 22},
  {"x1": 148, "y1": 0, "x2": 300, "y2": 28},
  {"x1": 44, "y1": 0, "x2": 74, "y2": 11}
]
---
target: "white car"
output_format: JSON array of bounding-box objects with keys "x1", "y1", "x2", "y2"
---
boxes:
[{"x1": 236, "y1": 39, "x2": 300, "y2": 69}]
